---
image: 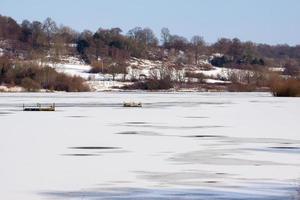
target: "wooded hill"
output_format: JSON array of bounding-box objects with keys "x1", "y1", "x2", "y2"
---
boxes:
[
  {"x1": 0, "y1": 14, "x2": 299, "y2": 76},
  {"x1": 1, "y1": 14, "x2": 300, "y2": 95}
]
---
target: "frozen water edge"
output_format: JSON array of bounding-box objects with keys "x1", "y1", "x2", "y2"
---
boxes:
[{"x1": 0, "y1": 92, "x2": 300, "y2": 200}]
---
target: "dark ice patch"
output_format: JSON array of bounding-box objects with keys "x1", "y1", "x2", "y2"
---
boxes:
[
  {"x1": 125, "y1": 122, "x2": 149, "y2": 125},
  {"x1": 116, "y1": 131, "x2": 139, "y2": 135},
  {"x1": 0, "y1": 111, "x2": 13, "y2": 115},
  {"x1": 63, "y1": 154, "x2": 98, "y2": 157},
  {"x1": 185, "y1": 116, "x2": 209, "y2": 119},
  {"x1": 69, "y1": 147, "x2": 121, "y2": 150},
  {"x1": 270, "y1": 146, "x2": 300, "y2": 150},
  {"x1": 66, "y1": 116, "x2": 88, "y2": 118},
  {"x1": 119, "y1": 122, "x2": 225, "y2": 130},
  {"x1": 185, "y1": 135, "x2": 224, "y2": 138}
]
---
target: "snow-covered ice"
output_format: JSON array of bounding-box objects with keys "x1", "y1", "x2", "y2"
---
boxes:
[{"x1": 1, "y1": 92, "x2": 299, "y2": 200}]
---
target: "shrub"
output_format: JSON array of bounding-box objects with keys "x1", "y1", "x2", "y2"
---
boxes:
[
  {"x1": 123, "y1": 78, "x2": 173, "y2": 90},
  {"x1": 270, "y1": 77, "x2": 300, "y2": 97},
  {"x1": 21, "y1": 77, "x2": 41, "y2": 91},
  {"x1": 185, "y1": 72, "x2": 207, "y2": 83},
  {"x1": 227, "y1": 83, "x2": 256, "y2": 92},
  {"x1": 0, "y1": 58, "x2": 90, "y2": 92},
  {"x1": 54, "y1": 74, "x2": 89, "y2": 92},
  {"x1": 89, "y1": 61, "x2": 105, "y2": 73},
  {"x1": 0, "y1": 56, "x2": 12, "y2": 82},
  {"x1": 145, "y1": 78, "x2": 173, "y2": 90}
]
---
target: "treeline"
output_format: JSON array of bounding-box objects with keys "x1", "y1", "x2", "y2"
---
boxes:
[
  {"x1": 0, "y1": 15, "x2": 77, "y2": 60},
  {"x1": 0, "y1": 14, "x2": 299, "y2": 73},
  {"x1": 210, "y1": 38, "x2": 300, "y2": 76}
]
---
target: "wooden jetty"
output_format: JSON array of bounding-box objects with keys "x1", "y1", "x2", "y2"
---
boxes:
[
  {"x1": 23, "y1": 103, "x2": 56, "y2": 111},
  {"x1": 123, "y1": 102, "x2": 142, "y2": 107}
]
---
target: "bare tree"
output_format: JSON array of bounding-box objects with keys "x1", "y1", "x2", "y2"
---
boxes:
[
  {"x1": 191, "y1": 35, "x2": 205, "y2": 65},
  {"x1": 43, "y1": 17, "x2": 58, "y2": 48},
  {"x1": 161, "y1": 27, "x2": 171, "y2": 46},
  {"x1": 128, "y1": 27, "x2": 158, "y2": 46}
]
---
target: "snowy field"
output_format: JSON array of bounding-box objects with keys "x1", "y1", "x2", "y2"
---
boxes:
[{"x1": 0, "y1": 92, "x2": 300, "y2": 199}]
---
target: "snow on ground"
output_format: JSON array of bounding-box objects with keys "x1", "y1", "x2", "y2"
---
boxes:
[
  {"x1": 45, "y1": 57, "x2": 164, "y2": 91},
  {"x1": 269, "y1": 67, "x2": 285, "y2": 72},
  {"x1": 0, "y1": 48, "x2": 4, "y2": 56},
  {"x1": 127, "y1": 57, "x2": 162, "y2": 78},
  {"x1": 196, "y1": 67, "x2": 225, "y2": 77},
  {"x1": 127, "y1": 57, "x2": 234, "y2": 83},
  {"x1": 87, "y1": 80, "x2": 133, "y2": 91},
  {"x1": 0, "y1": 92, "x2": 299, "y2": 200},
  {"x1": 53, "y1": 63, "x2": 93, "y2": 79},
  {"x1": 44, "y1": 56, "x2": 255, "y2": 91},
  {"x1": 45, "y1": 57, "x2": 132, "y2": 91},
  {"x1": 129, "y1": 57, "x2": 162, "y2": 70},
  {"x1": 205, "y1": 78, "x2": 230, "y2": 84},
  {"x1": 195, "y1": 67, "x2": 246, "y2": 79},
  {"x1": 48, "y1": 56, "x2": 92, "y2": 79},
  {"x1": 0, "y1": 85, "x2": 24, "y2": 92}
]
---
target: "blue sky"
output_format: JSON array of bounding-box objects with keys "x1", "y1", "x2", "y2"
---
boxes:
[{"x1": 0, "y1": 0, "x2": 299, "y2": 45}]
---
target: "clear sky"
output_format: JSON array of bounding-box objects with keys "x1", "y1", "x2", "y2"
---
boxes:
[{"x1": 0, "y1": 0, "x2": 299, "y2": 45}]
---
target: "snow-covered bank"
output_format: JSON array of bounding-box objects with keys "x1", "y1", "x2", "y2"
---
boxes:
[
  {"x1": 43, "y1": 56, "x2": 233, "y2": 91},
  {"x1": 0, "y1": 85, "x2": 24, "y2": 92},
  {"x1": 36, "y1": 56, "x2": 287, "y2": 93}
]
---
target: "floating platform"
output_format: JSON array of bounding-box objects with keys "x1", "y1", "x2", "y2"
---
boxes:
[
  {"x1": 23, "y1": 103, "x2": 55, "y2": 111},
  {"x1": 123, "y1": 102, "x2": 142, "y2": 107}
]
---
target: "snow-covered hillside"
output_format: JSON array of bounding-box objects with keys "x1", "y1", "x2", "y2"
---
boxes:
[
  {"x1": 43, "y1": 56, "x2": 238, "y2": 91},
  {"x1": 45, "y1": 57, "x2": 133, "y2": 91}
]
